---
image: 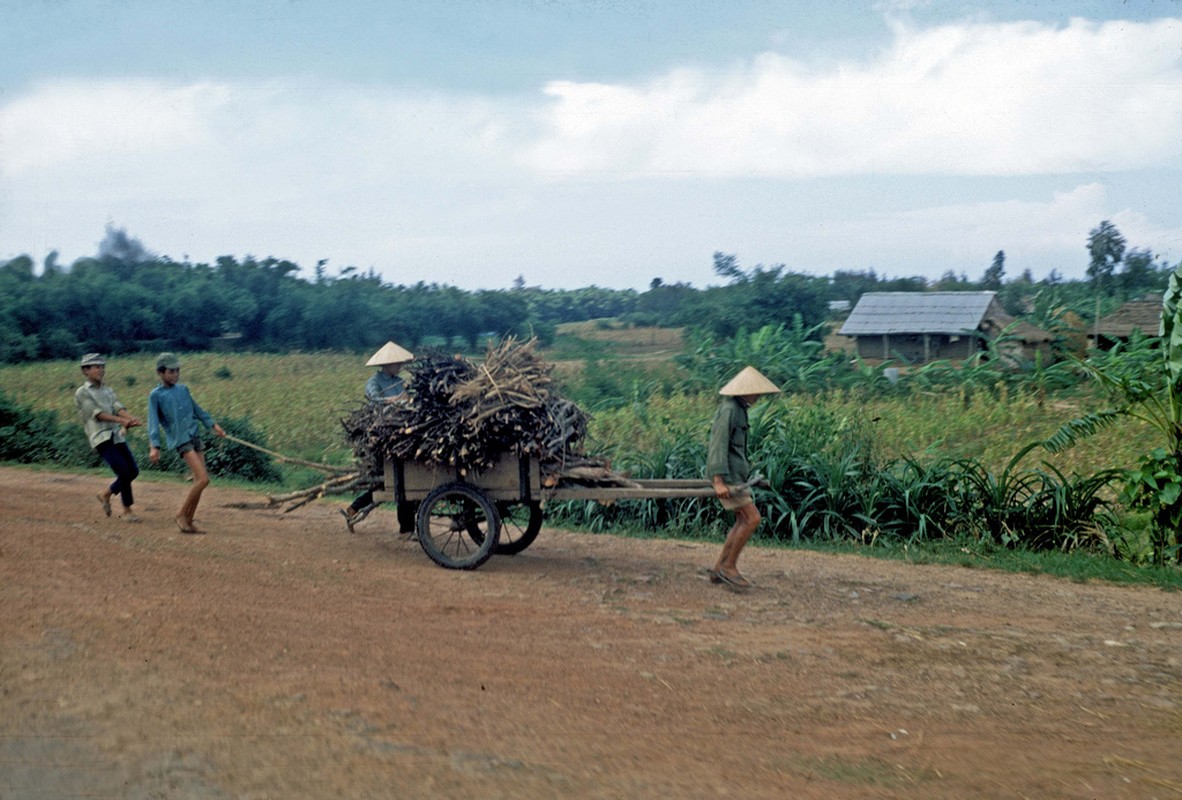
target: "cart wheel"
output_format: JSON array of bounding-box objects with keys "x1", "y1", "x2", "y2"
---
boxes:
[
  {"x1": 493, "y1": 501, "x2": 543, "y2": 555},
  {"x1": 416, "y1": 482, "x2": 500, "y2": 570}
]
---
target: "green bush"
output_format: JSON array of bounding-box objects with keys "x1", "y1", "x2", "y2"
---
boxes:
[
  {"x1": 203, "y1": 416, "x2": 281, "y2": 482},
  {"x1": 131, "y1": 415, "x2": 281, "y2": 482},
  {"x1": 0, "y1": 390, "x2": 93, "y2": 466},
  {"x1": 554, "y1": 392, "x2": 1122, "y2": 555}
]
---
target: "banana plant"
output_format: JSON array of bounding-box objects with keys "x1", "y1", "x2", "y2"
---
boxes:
[{"x1": 1041, "y1": 263, "x2": 1182, "y2": 564}]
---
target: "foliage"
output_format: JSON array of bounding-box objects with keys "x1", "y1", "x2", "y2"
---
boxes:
[
  {"x1": 952, "y1": 445, "x2": 1119, "y2": 550},
  {"x1": 677, "y1": 320, "x2": 845, "y2": 395},
  {"x1": 1120, "y1": 448, "x2": 1182, "y2": 563},
  {"x1": 2, "y1": 338, "x2": 1178, "y2": 573},
  {"x1": 553, "y1": 394, "x2": 1120, "y2": 555},
  {"x1": 678, "y1": 253, "x2": 830, "y2": 340},
  {"x1": 202, "y1": 416, "x2": 283, "y2": 482},
  {"x1": 1086, "y1": 219, "x2": 1126, "y2": 288},
  {"x1": 0, "y1": 250, "x2": 634, "y2": 363},
  {"x1": 1038, "y1": 264, "x2": 1182, "y2": 564},
  {"x1": 3, "y1": 219, "x2": 1175, "y2": 371},
  {"x1": 0, "y1": 390, "x2": 93, "y2": 466},
  {"x1": 806, "y1": 538, "x2": 1182, "y2": 590}
]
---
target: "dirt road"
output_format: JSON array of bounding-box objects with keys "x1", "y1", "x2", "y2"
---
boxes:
[{"x1": 1, "y1": 467, "x2": 1179, "y2": 799}]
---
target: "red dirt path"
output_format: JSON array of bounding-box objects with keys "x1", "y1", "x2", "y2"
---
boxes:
[{"x1": 1, "y1": 466, "x2": 1180, "y2": 799}]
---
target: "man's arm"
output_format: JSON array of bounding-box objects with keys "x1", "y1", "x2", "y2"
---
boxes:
[
  {"x1": 147, "y1": 391, "x2": 167, "y2": 463},
  {"x1": 146, "y1": 392, "x2": 162, "y2": 448},
  {"x1": 705, "y1": 404, "x2": 735, "y2": 497},
  {"x1": 189, "y1": 391, "x2": 225, "y2": 438}
]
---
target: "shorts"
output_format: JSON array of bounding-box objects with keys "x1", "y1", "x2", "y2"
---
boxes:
[
  {"x1": 719, "y1": 486, "x2": 754, "y2": 511},
  {"x1": 176, "y1": 436, "x2": 206, "y2": 455}
]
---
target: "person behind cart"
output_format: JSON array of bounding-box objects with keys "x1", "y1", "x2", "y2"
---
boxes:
[
  {"x1": 341, "y1": 341, "x2": 417, "y2": 533},
  {"x1": 704, "y1": 365, "x2": 781, "y2": 592}
]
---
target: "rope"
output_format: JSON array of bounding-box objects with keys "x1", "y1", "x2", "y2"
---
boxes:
[{"x1": 221, "y1": 433, "x2": 350, "y2": 474}]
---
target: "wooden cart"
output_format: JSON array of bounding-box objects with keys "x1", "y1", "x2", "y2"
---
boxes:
[{"x1": 371, "y1": 453, "x2": 723, "y2": 570}]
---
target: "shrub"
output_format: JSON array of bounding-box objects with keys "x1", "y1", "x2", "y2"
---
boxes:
[
  {"x1": 0, "y1": 390, "x2": 94, "y2": 466},
  {"x1": 203, "y1": 416, "x2": 282, "y2": 482}
]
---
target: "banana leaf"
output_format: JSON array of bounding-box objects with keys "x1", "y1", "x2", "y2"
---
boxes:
[{"x1": 1161, "y1": 263, "x2": 1182, "y2": 389}]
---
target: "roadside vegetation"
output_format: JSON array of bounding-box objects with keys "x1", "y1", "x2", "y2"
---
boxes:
[
  {"x1": 3, "y1": 317, "x2": 1180, "y2": 585},
  {"x1": 3, "y1": 220, "x2": 1180, "y2": 584}
]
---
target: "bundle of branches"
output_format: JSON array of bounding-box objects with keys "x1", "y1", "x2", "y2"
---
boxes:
[{"x1": 342, "y1": 339, "x2": 589, "y2": 475}]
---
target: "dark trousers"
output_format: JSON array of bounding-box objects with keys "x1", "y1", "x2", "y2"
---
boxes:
[
  {"x1": 349, "y1": 491, "x2": 376, "y2": 513},
  {"x1": 96, "y1": 440, "x2": 139, "y2": 508},
  {"x1": 349, "y1": 491, "x2": 418, "y2": 532}
]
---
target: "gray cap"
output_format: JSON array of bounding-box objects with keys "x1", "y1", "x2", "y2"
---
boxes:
[
  {"x1": 80, "y1": 353, "x2": 106, "y2": 368},
  {"x1": 156, "y1": 352, "x2": 181, "y2": 370}
]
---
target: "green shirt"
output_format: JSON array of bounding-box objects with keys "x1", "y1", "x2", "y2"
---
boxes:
[
  {"x1": 706, "y1": 396, "x2": 750, "y2": 485},
  {"x1": 74, "y1": 382, "x2": 127, "y2": 449}
]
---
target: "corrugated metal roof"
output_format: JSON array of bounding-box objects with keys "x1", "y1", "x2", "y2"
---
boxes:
[{"x1": 839, "y1": 292, "x2": 997, "y2": 335}]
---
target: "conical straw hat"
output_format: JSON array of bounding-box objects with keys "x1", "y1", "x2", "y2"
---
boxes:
[
  {"x1": 366, "y1": 341, "x2": 415, "y2": 367},
  {"x1": 719, "y1": 366, "x2": 781, "y2": 396}
]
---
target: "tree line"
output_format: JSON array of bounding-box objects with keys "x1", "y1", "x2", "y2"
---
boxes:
[{"x1": 0, "y1": 221, "x2": 1172, "y2": 363}]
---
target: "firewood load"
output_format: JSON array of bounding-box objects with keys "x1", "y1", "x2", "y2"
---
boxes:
[{"x1": 342, "y1": 338, "x2": 590, "y2": 477}]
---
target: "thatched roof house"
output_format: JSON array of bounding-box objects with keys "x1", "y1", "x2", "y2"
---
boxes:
[
  {"x1": 1090, "y1": 300, "x2": 1161, "y2": 348},
  {"x1": 838, "y1": 291, "x2": 1052, "y2": 366}
]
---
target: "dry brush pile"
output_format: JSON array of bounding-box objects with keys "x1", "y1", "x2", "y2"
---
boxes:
[{"x1": 342, "y1": 338, "x2": 589, "y2": 478}]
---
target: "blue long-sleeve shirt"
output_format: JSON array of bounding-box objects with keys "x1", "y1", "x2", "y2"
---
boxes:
[
  {"x1": 365, "y1": 371, "x2": 405, "y2": 402},
  {"x1": 147, "y1": 382, "x2": 214, "y2": 448}
]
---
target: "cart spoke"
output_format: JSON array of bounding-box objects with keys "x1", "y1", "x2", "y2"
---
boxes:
[{"x1": 416, "y1": 482, "x2": 500, "y2": 569}]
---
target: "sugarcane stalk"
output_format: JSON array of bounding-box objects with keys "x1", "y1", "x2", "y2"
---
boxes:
[{"x1": 265, "y1": 472, "x2": 360, "y2": 504}]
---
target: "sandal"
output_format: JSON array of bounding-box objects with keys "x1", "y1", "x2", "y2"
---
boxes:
[
  {"x1": 714, "y1": 570, "x2": 752, "y2": 593},
  {"x1": 700, "y1": 566, "x2": 723, "y2": 584},
  {"x1": 175, "y1": 516, "x2": 198, "y2": 534},
  {"x1": 97, "y1": 494, "x2": 112, "y2": 517}
]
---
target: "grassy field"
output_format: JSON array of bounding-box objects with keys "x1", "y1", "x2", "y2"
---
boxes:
[
  {"x1": 6, "y1": 329, "x2": 1178, "y2": 585},
  {"x1": 4, "y1": 352, "x2": 367, "y2": 465},
  {"x1": 2, "y1": 333, "x2": 1160, "y2": 478}
]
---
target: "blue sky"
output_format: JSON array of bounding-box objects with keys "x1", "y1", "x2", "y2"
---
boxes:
[{"x1": 2, "y1": 0, "x2": 1180, "y2": 290}]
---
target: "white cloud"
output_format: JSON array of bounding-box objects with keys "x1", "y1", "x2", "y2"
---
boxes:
[
  {"x1": 0, "y1": 80, "x2": 231, "y2": 177},
  {"x1": 763, "y1": 183, "x2": 1182, "y2": 280},
  {"x1": 2, "y1": 16, "x2": 1180, "y2": 289},
  {"x1": 0, "y1": 78, "x2": 528, "y2": 271},
  {"x1": 519, "y1": 17, "x2": 1182, "y2": 178}
]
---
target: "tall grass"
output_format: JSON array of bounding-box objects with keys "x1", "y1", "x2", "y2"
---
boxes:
[
  {"x1": 1, "y1": 349, "x2": 1169, "y2": 564},
  {"x1": 557, "y1": 394, "x2": 1141, "y2": 558}
]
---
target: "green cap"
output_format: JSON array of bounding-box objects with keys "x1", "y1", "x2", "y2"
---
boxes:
[{"x1": 156, "y1": 352, "x2": 181, "y2": 370}]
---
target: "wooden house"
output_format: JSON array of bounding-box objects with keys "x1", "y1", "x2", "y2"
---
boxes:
[{"x1": 838, "y1": 291, "x2": 1052, "y2": 366}]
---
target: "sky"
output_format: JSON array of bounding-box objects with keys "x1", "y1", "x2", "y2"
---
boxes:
[{"x1": 1, "y1": 0, "x2": 1181, "y2": 291}]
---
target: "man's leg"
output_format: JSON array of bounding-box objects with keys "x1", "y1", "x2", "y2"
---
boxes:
[
  {"x1": 341, "y1": 490, "x2": 376, "y2": 532},
  {"x1": 178, "y1": 449, "x2": 211, "y2": 529},
  {"x1": 94, "y1": 441, "x2": 117, "y2": 512},
  {"x1": 397, "y1": 501, "x2": 418, "y2": 534},
  {"x1": 714, "y1": 502, "x2": 761, "y2": 579},
  {"x1": 349, "y1": 490, "x2": 375, "y2": 514},
  {"x1": 102, "y1": 443, "x2": 140, "y2": 516}
]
